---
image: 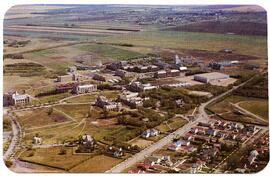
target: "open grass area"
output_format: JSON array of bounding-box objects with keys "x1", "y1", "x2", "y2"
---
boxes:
[
  {"x1": 69, "y1": 155, "x2": 123, "y2": 172},
  {"x1": 64, "y1": 90, "x2": 119, "y2": 103},
  {"x1": 207, "y1": 95, "x2": 268, "y2": 124},
  {"x1": 156, "y1": 117, "x2": 187, "y2": 133},
  {"x1": 104, "y1": 31, "x2": 267, "y2": 58},
  {"x1": 239, "y1": 100, "x2": 268, "y2": 120},
  {"x1": 15, "y1": 107, "x2": 71, "y2": 129},
  {"x1": 72, "y1": 43, "x2": 145, "y2": 60},
  {"x1": 24, "y1": 122, "x2": 79, "y2": 144},
  {"x1": 19, "y1": 147, "x2": 92, "y2": 171},
  {"x1": 54, "y1": 104, "x2": 93, "y2": 121},
  {"x1": 34, "y1": 92, "x2": 71, "y2": 104},
  {"x1": 207, "y1": 95, "x2": 250, "y2": 114}
]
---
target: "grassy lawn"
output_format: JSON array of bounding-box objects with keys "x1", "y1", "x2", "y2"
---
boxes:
[
  {"x1": 156, "y1": 117, "x2": 187, "y2": 133},
  {"x1": 54, "y1": 104, "x2": 92, "y2": 121},
  {"x1": 64, "y1": 94, "x2": 97, "y2": 103},
  {"x1": 239, "y1": 100, "x2": 268, "y2": 120},
  {"x1": 64, "y1": 90, "x2": 119, "y2": 103},
  {"x1": 34, "y1": 92, "x2": 71, "y2": 104},
  {"x1": 104, "y1": 31, "x2": 267, "y2": 58},
  {"x1": 72, "y1": 43, "x2": 145, "y2": 60},
  {"x1": 19, "y1": 147, "x2": 91, "y2": 170},
  {"x1": 21, "y1": 103, "x2": 136, "y2": 144},
  {"x1": 69, "y1": 155, "x2": 123, "y2": 172}
]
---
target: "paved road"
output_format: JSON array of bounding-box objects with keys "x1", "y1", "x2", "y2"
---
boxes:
[
  {"x1": 3, "y1": 113, "x2": 21, "y2": 161},
  {"x1": 106, "y1": 79, "x2": 252, "y2": 173}
]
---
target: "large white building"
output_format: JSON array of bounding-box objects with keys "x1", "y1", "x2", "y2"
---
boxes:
[
  {"x1": 194, "y1": 72, "x2": 230, "y2": 83},
  {"x1": 3, "y1": 91, "x2": 31, "y2": 106},
  {"x1": 74, "y1": 84, "x2": 97, "y2": 94}
]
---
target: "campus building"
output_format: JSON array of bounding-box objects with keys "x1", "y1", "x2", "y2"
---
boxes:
[
  {"x1": 95, "y1": 96, "x2": 122, "y2": 111},
  {"x1": 73, "y1": 84, "x2": 97, "y2": 94},
  {"x1": 3, "y1": 91, "x2": 31, "y2": 106}
]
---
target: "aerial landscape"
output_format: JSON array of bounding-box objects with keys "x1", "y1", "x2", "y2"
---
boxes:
[{"x1": 2, "y1": 4, "x2": 269, "y2": 173}]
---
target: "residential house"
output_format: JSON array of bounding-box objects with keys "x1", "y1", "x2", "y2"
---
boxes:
[
  {"x1": 248, "y1": 150, "x2": 259, "y2": 165},
  {"x1": 142, "y1": 129, "x2": 159, "y2": 138},
  {"x1": 106, "y1": 146, "x2": 124, "y2": 158}
]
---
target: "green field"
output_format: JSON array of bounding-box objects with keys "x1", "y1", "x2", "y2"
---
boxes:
[
  {"x1": 72, "y1": 43, "x2": 145, "y2": 60},
  {"x1": 64, "y1": 91, "x2": 119, "y2": 104},
  {"x1": 239, "y1": 100, "x2": 268, "y2": 120},
  {"x1": 34, "y1": 92, "x2": 71, "y2": 104},
  {"x1": 69, "y1": 155, "x2": 123, "y2": 173},
  {"x1": 15, "y1": 107, "x2": 70, "y2": 129},
  {"x1": 207, "y1": 95, "x2": 268, "y2": 124},
  {"x1": 19, "y1": 147, "x2": 92, "y2": 171},
  {"x1": 156, "y1": 118, "x2": 187, "y2": 133},
  {"x1": 104, "y1": 31, "x2": 267, "y2": 58}
]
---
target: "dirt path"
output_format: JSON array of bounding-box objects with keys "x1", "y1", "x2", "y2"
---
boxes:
[{"x1": 230, "y1": 102, "x2": 268, "y2": 124}]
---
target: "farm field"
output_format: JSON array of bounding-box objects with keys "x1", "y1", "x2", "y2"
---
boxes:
[
  {"x1": 104, "y1": 31, "x2": 267, "y2": 58},
  {"x1": 3, "y1": 36, "x2": 73, "y2": 55},
  {"x1": 72, "y1": 43, "x2": 146, "y2": 60}
]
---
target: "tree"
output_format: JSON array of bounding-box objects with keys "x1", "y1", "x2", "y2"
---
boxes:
[
  {"x1": 48, "y1": 107, "x2": 53, "y2": 115},
  {"x1": 103, "y1": 109, "x2": 109, "y2": 118},
  {"x1": 59, "y1": 147, "x2": 67, "y2": 155},
  {"x1": 87, "y1": 107, "x2": 93, "y2": 118}
]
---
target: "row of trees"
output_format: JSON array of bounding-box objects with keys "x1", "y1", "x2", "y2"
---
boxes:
[{"x1": 233, "y1": 74, "x2": 268, "y2": 99}]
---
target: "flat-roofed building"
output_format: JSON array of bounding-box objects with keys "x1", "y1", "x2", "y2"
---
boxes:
[
  {"x1": 93, "y1": 73, "x2": 106, "y2": 82},
  {"x1": 154, "y1": 70, "x2": 167, "y2": 78},
  {"x1": 118, "y1": 91, "x2": 147, "y2": 108},
  {"x1": 129, "y1": 81, "x2": 157, "y2": 92},
  {"x1": 194, "y1": 72, "x2": 230, "y2": 83},
  {"x1": 115, "y1": 70, "x2": 133, "y2": 78},
  {"x1": 168, "y1": 69, "x2": 180, "y2": 77},
  {"x1": 57, "y1": 74, "x2": 74, "y2": 83},
  {"x1": 74, "y1": 84, "x2": 97, "y2": 94}
]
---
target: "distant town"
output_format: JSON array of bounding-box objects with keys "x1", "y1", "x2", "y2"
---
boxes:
[{"x1": 3, "y1": 4, "x2": 268, "y2": 173}]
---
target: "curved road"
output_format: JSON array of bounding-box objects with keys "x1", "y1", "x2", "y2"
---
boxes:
[{"x1": 3, "y1": 112, "x2": 21, "y2": 161}]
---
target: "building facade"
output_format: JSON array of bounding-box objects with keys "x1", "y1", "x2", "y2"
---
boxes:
[
  {"x1": 3, "y1": 91, "x2": 31, "y2": 106},
  {"x1": 74, "y1": 84, "x2": 97, "y2": 94}
]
